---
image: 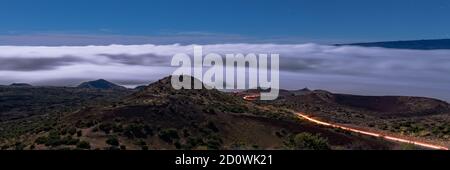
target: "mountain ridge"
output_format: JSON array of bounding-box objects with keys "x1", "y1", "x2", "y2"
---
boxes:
[
  {"x1": 339, "y1": 39, "x2": 450, "y2": 50},
  {"x1": 77, "y1": 79, "x2": 127, "y2": 90}
]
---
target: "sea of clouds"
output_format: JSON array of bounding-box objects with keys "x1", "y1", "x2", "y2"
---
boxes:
[{"x1": 1, "y1": 43, "x2": 450, "y2": 101}]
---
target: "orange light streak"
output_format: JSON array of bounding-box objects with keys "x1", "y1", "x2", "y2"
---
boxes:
[{"x1": 296, "y1": 113, "x2": 448, "y2": 150}]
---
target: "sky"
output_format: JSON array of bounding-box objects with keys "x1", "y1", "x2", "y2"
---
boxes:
[{"x1": 0, "y1": 0, "x2": 450, "y2": 44}]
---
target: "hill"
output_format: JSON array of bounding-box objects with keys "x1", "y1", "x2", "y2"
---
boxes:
[
  {"x1": 77, "y1": 79, "x2": 127, "y2": 90},
  {"x1": 9, "y1": 83, "x2": 33, "y2": 87},
  {"x1": 0, "y1": 76, "x2": 397, "y2": 150},
  {"x1": 260, "y1": 89, "x2": 450, "y2": 146}
]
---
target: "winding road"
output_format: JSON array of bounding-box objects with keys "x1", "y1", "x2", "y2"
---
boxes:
[{"x1": 243, "y1": 94, "x2": 449, "y2": 150}]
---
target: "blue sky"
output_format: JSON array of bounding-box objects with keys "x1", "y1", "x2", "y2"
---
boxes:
[{"x1": 0, "y1": 0, "x2": 450, "y2": 44}]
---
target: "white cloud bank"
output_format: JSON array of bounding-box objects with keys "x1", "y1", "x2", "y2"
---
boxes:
[{"x1": 1, "y1": 44, "x2": 450, "y2": 101}]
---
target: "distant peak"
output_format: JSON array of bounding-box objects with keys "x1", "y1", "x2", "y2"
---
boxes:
[
  {"x1": 9, "y1": 83, "x2": 33, "y2": 87},
  {"x1": 340, "y1": 39, "x2": 450, "y2": 50},
  {"x1": 77, "y1": 79, "x2": 126, "y2": 90},
  {"x1": 299, "y1": 87, "x2": 311, "y2": 92}
]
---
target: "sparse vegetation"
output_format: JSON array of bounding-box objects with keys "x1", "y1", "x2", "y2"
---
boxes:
[
  {"x1": 76, "y1": 141, "x2": 91, "y2": 150},
  {"x1": 99, "y1": 123, "x2": 113, "y2": 134},
  {"x1": 106, "y1": 136, "x2": 119, "y2": 146},
  {"x1": 158, "y1": 128, "x2": 179, "y2": 143},
  {"x1": 289, "y1": 132, "x2": 330, "y2": 150}
]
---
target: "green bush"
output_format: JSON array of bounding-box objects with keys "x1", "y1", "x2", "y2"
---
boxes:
[
  {"x1": 106, "y1": 136, "x2": 120, "y2": 146},
  {"x1": 68, "y1": 127, "x2": 77, "y2": 135},
  {"x1": 112, "y1": 124, "x2": 123, "y2": 133},
  {"x1": 290, "y1": 132, "x2": 330, "y2": 150},
  {"x1": 99, "y1": 123, "x2": 113, "y2": 134},
  {"x1": 59, "y1": 128, "x2": 68, "y2": 135},
  {"x1": 61, "y1": 136, "x2": 79, "y2": 145},
  {"x1": 158, "y1": 128, "x2": 179, "y2": 143},
  {"x1": 92, "y1": 126, "x2": 99, "y2": 132},
  {"x1": 76, "y1": 130, "x2": 82, "y2": 137},
  {"x1": 123, "y1": 124, "x2": 153, "y2": 139},
  {"x1": 35, "y1": 136, "x2": 48, "y2": 144},
  {"x1": 76, "y1": 141, "x2": 91, "y2": 150},
  {"x1": 15, "y1": 142, "x2": 25, "y2": 150},
  {"x1": 174, "y1": 141, "x2": 182, "y2": 149},
  {"x1": 35, "y1": 133, "x2": 76, "y2": 147},
  {"x1": 183, "y1": 137, "x2": 203, "y2": 149},
  {"x1": 205, "y1": 135, "x2": 222, "y2": 150},
  {"x1": 136, "y1": 140, "x2": 147, "y2": 146},
  {"x1": 206, "y1": 140, "x2": 221, "y2": 150},
  {"x1": 182, "y1": 128, "x2": 190, "y2": 138},
  {"x1": 45, "y1": 131, "x2": 62, "y2": 147},
  {"x1": 206, "y1": 122, "x2": 219, "y2": 132}
]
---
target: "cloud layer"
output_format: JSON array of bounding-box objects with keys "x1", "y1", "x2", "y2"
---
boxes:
[{"x1": 1, "y1": 44, "x2": 450, "y2": 101}]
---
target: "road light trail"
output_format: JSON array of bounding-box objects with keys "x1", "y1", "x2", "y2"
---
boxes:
[
  {"x1": 296, "y1": 112, "x2": 448, "y2": 150},
  {"x1": 243, "y1": 94, "x2": 449, "y2": 150}
]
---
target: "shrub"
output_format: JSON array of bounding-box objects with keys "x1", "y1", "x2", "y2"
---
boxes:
[
  {"x1": 120, "y1": 145, "x2": 127, "y2": 150},
  {"x1": 68, "y1": 127, "x2": 77, "y2": 135},
  {"x1": 400, "y1": 143, "x2": 418, "y2": 150},
  {"x1": 106, "y1": 136, "x2": 120, "y2": 146},
  {"x1": 174, "y1": 141, "x2": 182, "y2": 149},
  {"x1": 108, "y1": 146, "x2": 120, "y2": 150},
  {"x1": 46, "y1": 131, "x2": 62, "y2": 147},
  {"x1": 143, "y1": 125, "x2": 154, "y2": 136},
  {"x1": 182, "y1": 128, "x2": 190, "y2": 138},
  {"x1": 14, "y1": 142, "x2": 25, "y2": 150},
  {"x1": 76, "y1": 141, "x2": 91, "y2": 150},
  {"x1": 123, "y1": 124, "x2": 148, "y2": 139},
  {"x1": 275, "y1": 131, "x2": 283, "y2": 138},
  {"x1": 76, "y1": 130, "x2": 82, "y2": 137},
  {"x1": 1, "y1": 145, "x2": 8, "y2": 150},
  {"x1": 112, "y1": 124, "x2": 123, "y2": 133},
  {"x1": 35, "y1": 136, "x2": 48, "y2": 144},
  {"x1": 136, "y1": 140, "x2": 147, "y2": 146},
  {"x1": 61, "y1": 136, "x2": 79, "y2": 145},
  {"x1": 59, "y1": 128, "x2": 68, "y2": 135},
  {"x1": 205, "y1": 136, "x2": 222, "y2": 150},
  {"x1": 185, "y1": 137, "x2": 203, "y2": 149},
  {"x1": 206, "y1": 122, "x2": 219, "y2": 133},
  {"x1": 99, "y1": 123, "x2": 113, "y2": 134},
  {"x1": 92, "y1": 126, "x2": 99, "y2": 132},
  {"x1": 290, "y1": 132, "x2": 330, "y2": 150},
  {"x1": 158, "y1": 128, "x2": 179, "y2": 143},
  {"x1": 85, "y1": 120, "x2": 96, "y2": 128}
]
